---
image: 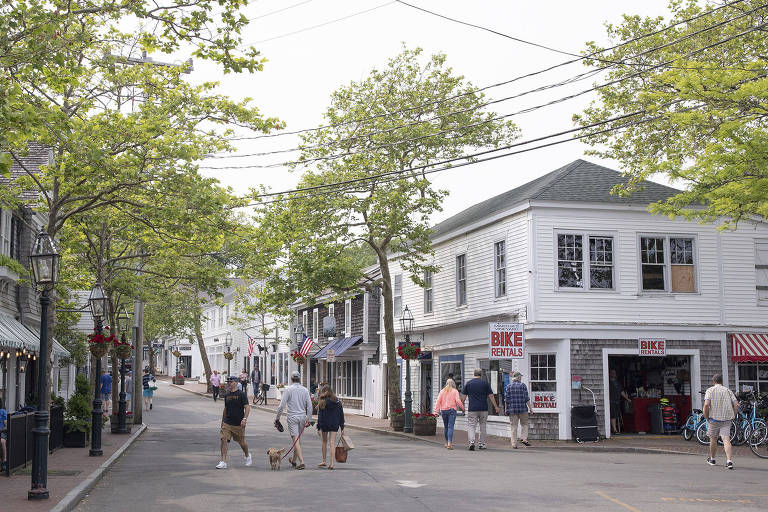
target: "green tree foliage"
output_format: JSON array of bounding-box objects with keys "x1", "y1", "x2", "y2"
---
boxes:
[
  {"x1": 575, "y1": 0, "x2": 768, "y2": 226},
  {"x1": 259, "y1": 47, "x2": 519, "y2": 417},
  {"x1": 64, "y1": 373, "x2": 92, "y2": 433}
]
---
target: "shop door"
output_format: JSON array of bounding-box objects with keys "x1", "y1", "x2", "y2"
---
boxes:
[
  {"x1": 420, "y1": 362, "x2": 432, "y2": 413},
  {"x1": 180, "y1": 356, "x2": 192, "y2": 378}
]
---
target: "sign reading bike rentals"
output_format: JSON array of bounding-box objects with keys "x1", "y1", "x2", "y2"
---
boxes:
[
  {"x1": 532, "y1": 391, "x2": 557, "y2": 409},
  {"x1": 638, "y1": 337, "x2": 666, "y2": 356},
  {"x1": 488, "y1": 322, "x2": 525, "y2": 359}
]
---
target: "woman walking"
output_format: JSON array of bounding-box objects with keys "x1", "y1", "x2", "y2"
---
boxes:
[
  {"x1": 316, "y1": 385, "x2": 345, "y2": 469},
  {"x1": 434, "y1": 378, "x2": 464, "y2": 449}
]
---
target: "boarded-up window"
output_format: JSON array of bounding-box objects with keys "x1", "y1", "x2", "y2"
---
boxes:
[
  {"x1": 670, "y1": 238, "x2": 695, "y2": 292},
  {"x1": 757, "y1": 240, "x2": 768, "y2": 304}
]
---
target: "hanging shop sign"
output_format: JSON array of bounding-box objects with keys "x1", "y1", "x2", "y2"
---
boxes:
[
  {"x1": 326, "y1": 348, "x2": 336, "y2": 363},
  {"x1": 638, "y1": 337, "x2": 666, "y2": 356},
  {"x1": 532, "y1": 391, "x2": 557, "y2": 409},
  {"x1": 488, "y1": 322, "x2": 525, "y2": 359}
]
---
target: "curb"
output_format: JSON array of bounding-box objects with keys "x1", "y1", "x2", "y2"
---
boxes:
[
  {"x1": 50, "y1": 423, "x2": 147, "y2": 512},
  {"x1": 169, "y1": 382, "x2": 210, "y2": 398}
]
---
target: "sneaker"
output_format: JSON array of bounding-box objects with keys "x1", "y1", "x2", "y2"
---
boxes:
[
  {"x1": 245, "y1": 454, "x2": 252, "y2": 466},
  {"x1": 478, "y1": 443, "x2": 487, "y2": 450},
  {"x1": 726, "y1": 460, "x2": 734, "y2": 470},
  {"x1": 468, "y1": 443, "x2": 475, "y2": 451},
  {"x1": 150, "y1": 403, "x2": 153, "y2": 410},
  {"x1": 706, "y1": 457, "x2": 716, "y2": 466},
  {"x1": 521, "y1": 440, "x2": 531, "y2": 447},
  {"x1": 215, "y1": 461, "x2": 228, "y2": 469}
]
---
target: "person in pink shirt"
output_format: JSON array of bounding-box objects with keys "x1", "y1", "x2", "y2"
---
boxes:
[{"x1": 434, "y1": 378, "x2": 465, "y2": 449}]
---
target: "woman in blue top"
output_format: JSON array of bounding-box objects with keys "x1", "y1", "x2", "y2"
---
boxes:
[
  {"x1": 316, "y1": 385, "x2": 344, "y2": 469},
  {"x1": 1, "y1": 398, "x2": 8, "y2": 472}
]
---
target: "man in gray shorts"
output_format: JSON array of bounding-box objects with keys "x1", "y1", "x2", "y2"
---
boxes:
[
  {"x1": 703, "y1": 373, "x2": 739, "y2": 469},
  {"x1": 275, "y1": 371, "x2": 312, "y2": 470}
]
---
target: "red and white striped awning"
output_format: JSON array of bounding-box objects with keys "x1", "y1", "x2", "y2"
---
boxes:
[{"x1": 731, "y1": 333, "x2": 768, "y2": 362}]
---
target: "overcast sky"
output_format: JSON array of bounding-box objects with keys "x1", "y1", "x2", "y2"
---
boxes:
[{"x1": 189, "y1": 0, "x2": 673, "y2": 223}]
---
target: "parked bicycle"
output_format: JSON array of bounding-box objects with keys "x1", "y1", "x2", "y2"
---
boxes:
[
  {"x1": 681, "y1": 407, "x2": 706, "y2": 441},
  {"x1": 732, "y1": 392, "x2": 767, "y2": 446}
]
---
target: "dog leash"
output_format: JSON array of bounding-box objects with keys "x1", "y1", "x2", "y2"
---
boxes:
[{"x1": 281, "y1": 422, "x2": 309, "y2": 460}]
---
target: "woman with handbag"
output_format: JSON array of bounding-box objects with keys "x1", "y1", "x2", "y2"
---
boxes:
[
  {"x1": 434, "y1": 378, "x2": 464, "y2": 449},
  {"x1": 142, "y1": 368, "x2": 157, "y2": 411},
  {"x1": 316, "y1": 385, "x2": 345, "y2": 469}
]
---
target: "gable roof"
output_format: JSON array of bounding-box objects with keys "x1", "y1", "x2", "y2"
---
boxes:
[
  {"x1": 431, "y1": 159, "x2": 682, "y2": 239},
  {"x1": 2, "y1": 142, "x2": 51, "y2": 204}
]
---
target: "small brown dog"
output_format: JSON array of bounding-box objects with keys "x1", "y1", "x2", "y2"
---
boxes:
[{"x1": 267, "y1": 448, "x2": 285, "y2": 470}]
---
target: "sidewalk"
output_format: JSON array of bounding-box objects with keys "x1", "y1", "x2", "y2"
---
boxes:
[
  {"x1": 167, "y1": 379, "x2": 755, "y2": 458},
  {"x1": 1, "y1": 423, "x2": 146, "y2": 512}
]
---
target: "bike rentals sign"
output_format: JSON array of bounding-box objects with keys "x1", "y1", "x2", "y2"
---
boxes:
[
  {"x1": 638, "y1": 337, "x2": 666, "y2": 356},
  {"x1": 488, "y1": 322, "x2": 525, "y2": 359}
]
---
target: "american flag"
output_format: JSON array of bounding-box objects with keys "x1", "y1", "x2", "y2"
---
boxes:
[{"x1": 299, "y1": 334, "x2": 314, "y2": 357}]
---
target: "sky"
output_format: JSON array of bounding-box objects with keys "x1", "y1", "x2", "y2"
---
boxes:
[{"x1": 188, "y1": 0, "x2": 675, "y2": 224}]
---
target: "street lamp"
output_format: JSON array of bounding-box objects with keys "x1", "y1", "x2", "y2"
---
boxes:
[
  {"x1": 115, "y1": 305, "x2": 131, "y2": 434},
  {"x1": 225, "y1": 332, "x2": 233, "y2": 376},
  {"x1": 400, "y1": 305, "x2": 415, "y2": 434},
  {"x1": 28, "y1": 230, "x2": 60, "y2": 500},
  {"x1": 88, "y1": 282, "x2": 108, "y2": 457}
]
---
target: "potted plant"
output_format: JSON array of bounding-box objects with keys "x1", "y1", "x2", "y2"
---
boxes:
[
  {"x1": 88, "y1": 327, "x2": 117, "y2": 358},
  {"x1": 172, "y1": 372, "x2": 186, "y2": 385},
  {"x1": 63, "y1": 374, "x2": 91, "y2": 447},
  {"x1": 223, "y1": 351, "x2": 234, "y2": 361},
  {"x1": 397, "y1": 342, "x2": 421, "y2": 360},
  {"x1": 391, "y1": 407, "x2": 405, "y2": 431},
  {"x1": 290, "y1": 351, "x2": 306, "y2": 366},
  {"x1": 413, "y1": 412, "x2": 438, "y2": 436},
  {"x1": 112, "y1": 338, "x2": 133, "y2": 360}
]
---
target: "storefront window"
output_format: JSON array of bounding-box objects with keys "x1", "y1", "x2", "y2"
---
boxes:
[
  {"x1": 478, "y1": 359, "x2": 505, "y2": 414},
  {"x1": 440, "y1": 360, "x2": 462, "y2": 393},
  {"x1": 737, "y1": 363, "x2": 768, "y2": 393},
  {"x1": 270, "y1": 353, "x2": 276, "y2": 384},
  {"x1": 325, "y1": 361, "x2": 362, "y2": 397},
  {"x1": 530, "y1": 354, "x2": 556, "y2": 392}
]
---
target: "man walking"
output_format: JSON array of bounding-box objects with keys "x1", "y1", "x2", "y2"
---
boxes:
[
  {"x1": 210, "y1": 370, "x2": 221, "y2": 402},
  {"x1": 461, "y1": 369, "x2": 499, "y2": 451},
  {"x1": 216, "y1": 377, "x2": 252, "y2": 469},
  {"x1": 275, "y1": 371, "x2": 312, "y2": 470},
  {"x1": 703, "y1": 373, "x2": 739, "y2": 469},
  {"x1": 250, "y1": 366, "x2": 261, "y2": 405},
  {"x1": 100, "y1": 370, "x2": 112, "y2": 418},
  {"x1": 505, "y1": 371, "x2": 533, "y2": 448}
]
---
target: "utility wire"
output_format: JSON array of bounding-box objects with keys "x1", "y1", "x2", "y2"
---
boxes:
[
  {"x1": 227, "y1": 0, "x2": 748, "y2": 141},
  {"x1": 251, "y1": 0, "x2": 316, "y2": 20}
]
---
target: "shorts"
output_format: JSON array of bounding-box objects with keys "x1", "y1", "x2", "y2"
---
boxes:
[
  {"x1": 101, "y1": 393, "x2": 111, "y2": 402},
  {"x1": 143, "y1": 389, "x2": 153, "y2": 397},
  {"x1": 287, "y1": 415, "x2": 306, "y2": 437},
  {"x1": 1, "y1": 431, "x2": 6, "y2": 440},
  {"x1": 709, "y1": 420, "x2": 732, "y2": 440},
  {"x1": 221, "y1": 423, "x2": 245, "y2": 444},
  {"x1": 610, "y1": 401, "x2": 621, "y2": 420}
]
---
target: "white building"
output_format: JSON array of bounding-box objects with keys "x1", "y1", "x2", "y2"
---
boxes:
[{"x1": 387, "y1": 159, "x2": 768, "y2": 440}]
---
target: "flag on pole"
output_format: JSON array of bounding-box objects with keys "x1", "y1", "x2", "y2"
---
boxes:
[
  {"x1": 299, "y1": 334, "x2": 314, "y2": 357},
  {"x1": 246, "y1": 335, "x2": 256, "y2": 357}
]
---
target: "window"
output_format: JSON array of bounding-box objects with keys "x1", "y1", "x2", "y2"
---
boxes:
[
  {"x1": 393, "y1": 274, "x2": 402, "y2": 317},
  {"x1": 456, "y1": 254, "x2": 467, "y2": 306},
  {"x1": 530, "y1": 353, "x2": 556, "y2": 392},
  {"x1": 224, "y1": 305, "x2": 229, "y2": 325},
  {"x1": 313, "y1": 309, "x2": 319, "y2": 340},
  {"x1": 302, "y1": 311, "x2": 308, "y2": 334},
  {"x1": 281, "y1": 352, "x2": 289, "y2": 385},
  {"x1": 0, "y1": 209, "x2": 10, "y2": 256},
  {"x1": 440, "y1": 359, "x2": 463, "y2": 394},
  {"x1": 494, "y1": 241, "x2": 506, "y2": 297},
  {"x1": 326, "y1": 360, "x2": 362, "y2": 397},
  {"x1": 737, "y1": 363, "x2": 768, "y2": 393},
  {"x1": 219, "y1": 307, "x2": 224, "y2": 327},
  {"x1": 640, "y1": 236, "x2": 696, "y2": 292},
  {"x1": 345, "y1": 299, "x2": 351, "y2": 336},
  {"x1": 756, "y1": 240, "x2": 768, "y2": 305},
  {"x1": 424, "y1": 270, "x2": 433, "y2": 314},
  {"x1": 478, "y1": 359, "x2": 505, "y2": 414},
  {"x1": 270, "y1": 353, "x2": 276, "y2": 384},
  {"x1": 9, "y1": 215, "x2": 21, "y2": 260},
  {"x1": 557, "y1": 234, "x2": 614, "y2": 289},
  {"x1": 327, "y1": 304, "x2": 335, "y2": 340}
]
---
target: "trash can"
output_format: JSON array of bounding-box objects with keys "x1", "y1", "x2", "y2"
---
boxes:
[{"x1": 648, "y1": 404, "x2": 664, "y2": 434}]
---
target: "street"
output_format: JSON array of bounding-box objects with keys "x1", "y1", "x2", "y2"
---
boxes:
[{"x1": 76, "y1": 382, "x2": 768, "y2": 512}]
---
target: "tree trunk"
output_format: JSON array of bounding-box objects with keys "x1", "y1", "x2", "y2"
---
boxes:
[
  {"x1": 110, "y1": 353, "x2": 118, "y2": 414},
  {"x1": 377, "y1": 251, "x2": 402, "y2": 420},
  {"x1": 194, "y1": 314, "x2": 213, "y2": 392}
]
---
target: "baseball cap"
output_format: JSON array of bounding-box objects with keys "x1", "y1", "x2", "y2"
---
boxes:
[
  {"x1": 511, "y1": 371, "x2": 523, "y2": 378},
  {"x1": 227, "y1": 376, "x2": 239, "y2": 382},
  {"x1": 291, "y1": 371, "x2": 301, "y2": 380}
]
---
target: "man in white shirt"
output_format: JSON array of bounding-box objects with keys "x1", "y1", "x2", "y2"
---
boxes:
[
  {"x1": 703, "y1": 373, "x2": 739, "y2": 469},
  {"x1": 275, "y1": 371, "x2": 312, "y2": 470}
]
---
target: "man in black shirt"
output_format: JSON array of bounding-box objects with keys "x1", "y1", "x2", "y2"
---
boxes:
[{"x1": 216, "y1": 377, "x2": 252, "y2": 469}]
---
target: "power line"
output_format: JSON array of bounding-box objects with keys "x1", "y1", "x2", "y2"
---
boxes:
[
  {"x1": 251, "y1": 0, "x2": 316, "y2": 20},
  {"x1": 227, "y1": 0, "x2": 748, "y2": 141},
  {"x1": 203, "y1": 17, "x2": 767, "y2": 170}
]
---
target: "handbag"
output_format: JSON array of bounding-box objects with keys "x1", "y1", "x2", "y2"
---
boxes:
[{"x1": 334, "y1": 434, "x2": 348, "y2": 463}]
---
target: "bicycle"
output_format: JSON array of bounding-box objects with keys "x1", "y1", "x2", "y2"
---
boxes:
[
  {"x1": 695, "y1": 417, "x2": 737, "y2": 446},
  {"x1": 733, "y1": 392, "x2": 767, "y2": 447},
  {"x1": 749, "y1": 424, "x2": 768, "y2": 458},
  {"x1": 681, "y1": 407, "x2": 706, "y2": 441},
  {"x1": 252, "y1": 383, "x2": 269, "y2": 406}
]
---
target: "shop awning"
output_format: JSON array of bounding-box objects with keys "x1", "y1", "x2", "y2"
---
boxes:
[
  {"x1": 0, "y1": 312, "x2": 40, "y2": 351},
  {"x1": 312, "y1": 336, "x2": 362, "y2": 359},
  {"x1": 731, "y1": 333, "x2": 768, "y2": 362}
]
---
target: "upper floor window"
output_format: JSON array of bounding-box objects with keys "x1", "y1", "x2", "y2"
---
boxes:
[
  {"x1": 313, "y1": 309, "x2": 319, "y2": 340},
  {"x1": 557, "y1": 233, "x2": 614, "y2": 290},
  {"x1": 456, "y1": 254, "x2": 467, "y2": 306},
  {"x1": 345, "y1": 299, "x2": 352, "y2": 336},
  {"x1": 394, "y1": 273, "x2": 402, "y2": 317},
  {"x1": 302, "y1": 310, "x2": 308, "y2": 334},
  {"x1": 424, "y1": 270, "x2": 433, "y2": 314},
  {"x1": 219, "y1": 307, "x2": 224, "y2": 327},
  {"x1": 494, "y1": 241, "x2": 506, "y2": 297},
  {"x1": 224, "y1": 305, "x2": 229, "y2": 325},
  {"x1": 0, "y1": 209, "x2": 11, "y2": 257},
  {"x1": 640, "y1": 236, "x2": 696, "y2": 292},
  {"x1": 327, "y1": 303, "x2": 335, "y2": 340},
  {"x1": 756, "y1": 239, "x2": 768, "y2": 305}
]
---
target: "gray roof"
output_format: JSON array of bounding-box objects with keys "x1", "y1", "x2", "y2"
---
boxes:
[
  {"x1": 2, "y1": 142, "x2": 50, "y2": 204},
  {"x1": 431, "y1": 159, "x2": 681, "y2": 238}
]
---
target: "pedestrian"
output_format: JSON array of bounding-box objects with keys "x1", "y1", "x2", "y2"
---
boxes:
[
  {"x1": 125, "y1": 371, "x2": 133, "y2": 413},
  {"x1": 609, "y1": 369, "x2": 631, "y2": 434},
  {"x1": 210, "y1": 370, "x2": 221, "y2": 402},
  {"x1": 461, "y1": 369, "x2": 499, "y2": 451},
  {"x1": 100, "y1": 369, "x2": 112, "y2": 417},
  {"x1": 316, "y1": 384, "x2": 345, "y2": 469},
  {"x1": 142, "y1": 368, "x2": 156, "y2": 410},
  {"x1": 0, "y1": 398, "x2": 7, "y2": 472},
  {"x1": 239, "y1": 368, "x2": 249, "y2": 397},
  {"x1": 275, "y1": 371, "x2": 312, "y2": 470},
  {"x1": 250, "y1": 366, "x2": 261, "y2": 405},
  {"x1": 216, "y1": 377, "x2": 252, "y2": 469},
  {"x1": 434, "y1": 378, "x2": 464, "y2": 449},
  {"x1": 703, "y1": 373, "x2": 739, "y2": 469},
  {"x1": 504, "y1": 371, "x2": 534, "y2": 448}
]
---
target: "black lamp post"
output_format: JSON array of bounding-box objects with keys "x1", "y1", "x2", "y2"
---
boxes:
[
  {"x1": 400, "y1": 305, "x2": 415, "y2": 434},
  {"x1": 225, "y1": 333, "x2": 232, "y2": 377},
  {"x1": 88, "y1": 282, "x2": 107, "y2": 457},
  {"x1": 28, "y1": 230, "x2": 60, "y2": 500},
  {"x1": 116, "y1": 305, "x2": 130, "y2": 434}
]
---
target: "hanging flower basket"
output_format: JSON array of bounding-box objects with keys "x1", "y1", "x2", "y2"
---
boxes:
[
  {"x1": 88, "y1": 328, "x2": 118, "y2": 358},
  {"x1": 172, "y1": 350, "x2": 182, "y2": 358},
  {"x1": 397, "y1": 342, "x2": 421, "y2": 360},
  {"x1": 290, "y1": 351, "x2": 306, "y2": 365},
  {"x1": 115, "y1": 344, "x2": 132, "y2": 360},
  {"x1": 223, "y1": 352, "x2": 234, "y2": 360}
]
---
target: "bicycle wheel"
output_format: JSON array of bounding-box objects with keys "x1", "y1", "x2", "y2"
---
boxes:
[
  {"x1": 749, "y1": 427, "x2": 768, "y2": 459},
  {"x1": 696, "y1": 422, "x2": 710, "y2": 445},
  {"x1": 732, "y1": 420, "x2": 747, "y2": 446},
  {"x1": 749, "y1": 420, "x2": 768, "y2": 446},
  {"x1": 681, "y1": 415, "x2": 695, "y2": 441}
]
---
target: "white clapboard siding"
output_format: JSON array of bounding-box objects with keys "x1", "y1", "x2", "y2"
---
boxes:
[{"x1": 721, "y1": 231, "x2": 768, "y2": 325}]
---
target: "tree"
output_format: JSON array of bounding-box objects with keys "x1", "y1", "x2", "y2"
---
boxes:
[
  {"x1": 574, "y1": 0, "x2": 768, "y2": 226},
  {"x1": 260, "y1": 47, "x2": 518, "y2": 419}
]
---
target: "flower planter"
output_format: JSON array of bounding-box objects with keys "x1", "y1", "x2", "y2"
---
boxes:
[
  {"x1": 413, "y1": 419, "x2": 437, "y2": 436},
  {"x1": 63, "y1": 429, "x2": 87, "y2": 448},
  {"x1": 391, "y1": 415, "x2": 405, "y2": 432},
  {"x1": 172, "y1": 377, "x2": 185, "y2": 385},
  {"x1": 115, "y1": 345, "x2": 132, "y2": 359},
  {"x1": 90, "y1": 344, "x2": 108, "y2": 358}
]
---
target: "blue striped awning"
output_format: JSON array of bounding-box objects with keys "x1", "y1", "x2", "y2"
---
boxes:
[
  {"x1": 0, "y1": 312, "x2": 69, "y2": 356},
  {"x1": 312, "y1": 336, "x2": 362, "y2": 359}
]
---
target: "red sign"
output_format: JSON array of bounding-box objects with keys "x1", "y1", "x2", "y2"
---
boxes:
[
  {"x1": 639, "y1": 338, "x2": 666, "y2": 356},
  {"x1": 532, "y1": 391, "x2": 557, "y2": 409},
  {"x1": 488, "y1": 322, "x2": 525, "y2": 359}
]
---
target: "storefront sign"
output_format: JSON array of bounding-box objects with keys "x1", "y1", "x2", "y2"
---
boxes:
[
  {"x1": 571, "y1": 375, "x2": 582, "y2": 390},
  {"x1": 326, "y1": 349, "x2": 335, "y2": 362},
  {"x1": 638, "y1": 337, "x2": 666, "y2": 356},
  {"x1": 532, "y1": 391, "x2": 557, "y2": 409},
  {"x1": 488, "y1": 322, "x2": 525, "y2": 359}
]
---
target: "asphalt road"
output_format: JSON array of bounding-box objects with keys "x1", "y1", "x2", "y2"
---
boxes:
[{"x1": 76, "y1": 382, "x2": 768, "y2": 512}]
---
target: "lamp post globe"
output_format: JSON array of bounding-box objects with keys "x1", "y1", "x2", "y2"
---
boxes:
[
  {"x1": 400, "y1": 305, "x2": 415, "y2": 434},
  {"x1": 88, "y1": 282, "x2": 107, "y2": 457},
  {"x1": 116, "y1": 305, "x2": 131, "y2": 434},
  {"x1": 28, "y1": 230, "x2": 60, "y2": 500}
]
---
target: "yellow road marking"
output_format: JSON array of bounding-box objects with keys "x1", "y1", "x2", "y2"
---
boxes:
[{"x1": 594, "y1": 491, "x2": 643, "y2": 512}]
